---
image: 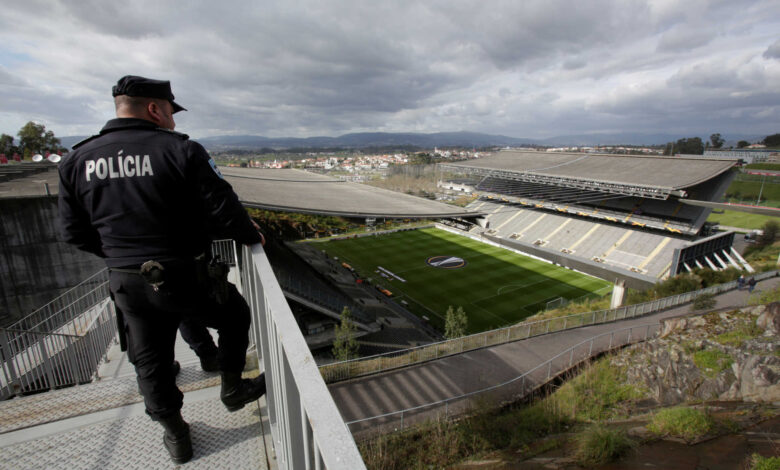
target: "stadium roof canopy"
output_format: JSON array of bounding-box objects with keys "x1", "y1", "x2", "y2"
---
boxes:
[
  {"x1": 441, "y1": 151, "x2": 736, "y2": 199},
  {"x1": 221, "y1": 168, "x2": 481, "y2": 218}
]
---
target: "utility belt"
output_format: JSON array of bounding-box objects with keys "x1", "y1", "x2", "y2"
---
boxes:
[{"x1": 110, "y1": 254, "x2": 232, "y2": 305}]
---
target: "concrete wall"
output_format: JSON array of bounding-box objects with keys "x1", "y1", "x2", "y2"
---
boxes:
[{"x1": 0, "y1": 196, "x2": 104, "y2": 326}]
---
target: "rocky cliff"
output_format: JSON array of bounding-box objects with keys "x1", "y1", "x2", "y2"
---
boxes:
[{"x1": 611, "y1": 303, "x2": 780, "y2": 405}]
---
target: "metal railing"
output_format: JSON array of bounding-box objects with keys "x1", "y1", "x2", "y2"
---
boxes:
[
  {"x1": 320, "y1": 269, "x2": 778, "y2": 383},
  {"x1": 0, "y1": 299, "x2": 117, "y2": 399},
  {"x1": 241, "y1": 243, "x2": 366, "y2": 469},
  {"x1": 211, "y1": 238, "x2": 239, "y2": 266},
  {"x1": 346, "y1": 323, "x2": 660, "y2": 437},
  {"x1": 0, "y1": 240, "x2": 245, "y2": 400},
  {"x1": 6, "y1": 269, "x2": 110, "y2": 332}
]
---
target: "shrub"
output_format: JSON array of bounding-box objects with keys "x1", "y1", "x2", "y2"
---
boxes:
[
  {"x1": 692, "y1": 349, "x2": 733, "y2": 378},
  {"x1": 691, "y1": 293, "x2": 717, "y2": 311},
  {"x1": 750, "y1": 453, "x2": 780, "y2": 470},
  {"x1": 715, "y1": 317, "x2": 762, "y2": 346},
  {"x1": 694, "y1": 267, "x2": 741, "y2": 287},
  {"x1": 750, "y1": 284, "x2": 780, "y2": 305},
  {"x1": 548, "y1": 359, "x2": 647, "y2": 421},
  {"x1": 574, "y1": 424, "x2": 635, "y2": 467},
  {"x1": 647, "y1": 407, "x2": 715, "y2": 442}
]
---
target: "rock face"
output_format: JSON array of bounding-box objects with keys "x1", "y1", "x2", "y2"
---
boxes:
[
  {"x1": 613, "y1": 305, "x2": 780, "y2": 405},
  {"x1": 756, "y1": 302, "x2": 780, "y2": 334}
]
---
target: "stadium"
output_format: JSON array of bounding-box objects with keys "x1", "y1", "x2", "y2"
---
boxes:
[
  {"x1": 214, "y1": 150, "x2": 750, "y2": 351},
  {"x1": 441, "y1": 150, "x2": 748, "y2": 286},
  {"x1": 1, "y1": 151, "x2": 750, "y2": 353}
]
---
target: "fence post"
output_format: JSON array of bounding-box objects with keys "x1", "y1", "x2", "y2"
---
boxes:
[
  {"x1": 563, "y1": 317, "x2": 567, "y2": 329},
  {"x1": 547, "y1": 361, "x2": 552, "y2": 379},
  {"x1": 0, "y1": 330, "x2": 20, "y2": 398},
  {"x1": 545, "y1": 321, "x2": 550, "y2": 334}
]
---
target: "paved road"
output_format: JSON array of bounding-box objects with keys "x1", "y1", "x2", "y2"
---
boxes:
[{"x1": 329, "y1": 274, "x2": 780, "y2": 434}]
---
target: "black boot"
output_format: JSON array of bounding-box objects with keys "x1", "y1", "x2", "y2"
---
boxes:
[
  {"x1": 220, "y1": 372, "x2": 266, "y2": 412},
  {"x1": 158, "y1": 412, "x2": 193, "y2": 464}
]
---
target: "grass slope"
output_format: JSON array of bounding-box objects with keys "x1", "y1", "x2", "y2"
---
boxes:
[{"x1": 321, "y1": 228, "x2": 612, "y2": 333}]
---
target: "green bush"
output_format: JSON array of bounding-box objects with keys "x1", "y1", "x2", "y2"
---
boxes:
[
  {"x1": 716, "y1": 317, "x2": 762, "y2": 346},
  {"x1": 548, "y1": 359, "x2": 647, "y2": 421},
  {"x1": 693, "y1": 349, "x2": 733, "y2": 378},
  {"x1": 750, "y1": 284, "x2": 780, "y2": 305},
  {"x1": 751, "y1": 453, "x2": 780, "y2": 470},
  {"x1": 694, "y1": 267, "x2": 741, "y2": 287},
  {"x1": 691, "y1": 293, "x2": 717, "y2": 311},
  {"x1": 574, "y1": 424, "x2": 635, "y2": 467},
  {"x1": 647, "y1": 407, "x2": 715, "y2": 442}
]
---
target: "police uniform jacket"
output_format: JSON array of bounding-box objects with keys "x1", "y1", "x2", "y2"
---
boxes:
[{"x1": 58, "y1": 118, "x2": 261, "y2": 267}]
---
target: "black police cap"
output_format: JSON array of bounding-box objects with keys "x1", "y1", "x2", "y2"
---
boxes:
[{"x1": 112, "y1": 75, "x2": 187, "y2": 113}]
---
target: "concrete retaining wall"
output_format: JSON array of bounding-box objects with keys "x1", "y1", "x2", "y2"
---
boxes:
[{"x1": 0, "y1": 197, "x2": 104, "y2": 326}]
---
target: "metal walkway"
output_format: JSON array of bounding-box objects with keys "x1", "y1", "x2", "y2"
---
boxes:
[{"x1": 0, "y1": 332, "x2": 272, "y2": 470}]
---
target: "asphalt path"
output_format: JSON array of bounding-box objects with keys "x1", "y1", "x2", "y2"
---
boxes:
[{"x1": 329, "y1": 274, "x2": 780, "y2": 435}]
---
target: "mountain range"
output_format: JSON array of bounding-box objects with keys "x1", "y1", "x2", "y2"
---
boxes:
[{"x1": 59, "y1": 131, "x2": 765, "y2": 151}]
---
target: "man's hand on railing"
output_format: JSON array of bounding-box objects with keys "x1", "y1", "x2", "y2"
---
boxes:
[{"x1": 251, "y1": 220, "x2": 266, "y2": 246}]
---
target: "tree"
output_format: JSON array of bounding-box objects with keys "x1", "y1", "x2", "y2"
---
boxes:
[
  {"x1": 17, "y1": 121, "x2": 64, "y2": 158},
  {"x1": 332, "y1": 306, "x2": 359, "y2": 361},
  {"x1": 671, "y1": 137, "x2": 704, "y2": 155},
  {"x1": 763, "y1": 133, "x2": 780, "y2": 147},
  {"x1": 709, "y1": 133, "x2": 724, "y2": 149},
  {"x1": 444, "y1": 305, "x2": 467, "y2": 339},
  {"x1": 0, "y1": 134, "x2": 17, "y2": 156},
  {"x1": 737, "y1": 140, "x2": 750, "y2": 149},
  {"x1": 757, "y1": 220, "x2": 779, "y2": 247}
]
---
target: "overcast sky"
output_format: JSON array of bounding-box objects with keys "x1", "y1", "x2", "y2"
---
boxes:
[{"x1": 1, "y1": 0, "x2": 778, "y2": 141}]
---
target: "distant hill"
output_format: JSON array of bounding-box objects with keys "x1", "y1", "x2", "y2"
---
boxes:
[
  {"x1": 59, "y1": 135, "x2": 89, "y2": 150},
  {"x1": 197, "y1": 131, "x2": 535, "y2": 151},
  {"x1": 59, "y1": 131, "x2": 766, "y2": 151}
]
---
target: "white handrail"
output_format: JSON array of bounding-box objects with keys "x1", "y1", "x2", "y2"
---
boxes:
[{"x1": 242, "y1": 243, "x2": 366, "y2": 469}]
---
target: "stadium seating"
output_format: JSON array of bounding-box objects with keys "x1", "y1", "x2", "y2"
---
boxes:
[{"x1": 467, "y1": 199, "x2": 688, "y2": 280}]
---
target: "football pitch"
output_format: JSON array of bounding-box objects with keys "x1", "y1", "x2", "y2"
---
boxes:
[{"x1": 319, "y1": 227, "x2": 613, "y2": 334}]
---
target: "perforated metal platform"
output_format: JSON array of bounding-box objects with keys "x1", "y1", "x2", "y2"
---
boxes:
[
  {"x1": 0, "y1": 333, "x2": 271, "y2": 469},
  {"x1": 1, "y1": 389, "x2": 269, "y2": 469}
]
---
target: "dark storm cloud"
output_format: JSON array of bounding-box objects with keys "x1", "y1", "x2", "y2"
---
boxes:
[
  {"x1": 656, "y1": 26, "x2": 716, "y2": 52},
  {"x1": 1, "y1": 0, "x2": 779, "y2": 138},
  {"x1": 764, "y1": 39, "x2": 780, "y2": 59}
]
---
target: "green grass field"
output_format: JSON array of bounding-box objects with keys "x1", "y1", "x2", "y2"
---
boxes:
[
  {"x1": 319, "y1": 228, "x2": 613, "y2": 334},
  {"x1": 706, "y1": 209, "x2": 776, "y2": 231}
]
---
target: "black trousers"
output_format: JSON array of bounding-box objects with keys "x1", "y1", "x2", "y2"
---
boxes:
[
  {"x1": 109, "y1": 264, "x2": 251, "y2": 420},
  {"x1": 179, "y1": 318, "x2": 218, "y2": 358}
]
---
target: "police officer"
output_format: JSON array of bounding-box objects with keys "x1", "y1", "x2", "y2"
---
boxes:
[{"x1": 58, "y1": 75, "x2": 266, "y2": 464}]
